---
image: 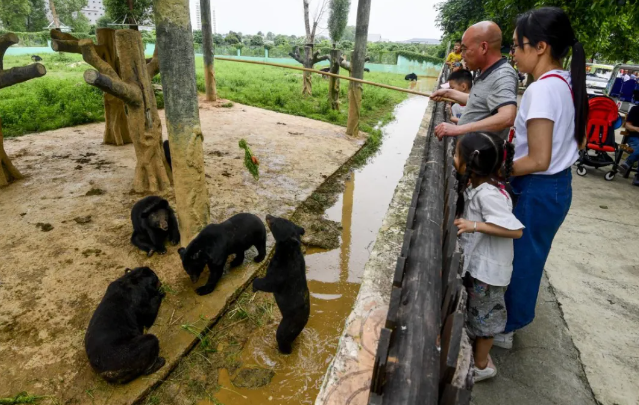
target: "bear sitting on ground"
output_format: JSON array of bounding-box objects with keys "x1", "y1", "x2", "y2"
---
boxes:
[
  {"x1": 31, "y1": 55, "x2": 42, "y2": 62},
  {"x1": 405, "y1": 73, "x2": 418, "y2": 81},
  {"x1": 131, "y1": 196, "x2": 180, "y2": 257},
  {"x1": 85, "y1": 267, "x2": 166, "y2": 384},
  {"x1": 253, "y1": 215, "x2": 309, "y2": 354},
  {"x1": 178, "y1": 213, "x2": 267, "y2": 296}
]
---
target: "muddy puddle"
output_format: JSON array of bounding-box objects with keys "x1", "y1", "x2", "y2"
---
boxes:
[{"x1": 146, "y1": 78, "x2": 436, "y2": 405}]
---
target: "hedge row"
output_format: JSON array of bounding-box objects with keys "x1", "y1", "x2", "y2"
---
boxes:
[
  {"x1": 396, "y1": 50, "x2": 443, "y2": 64},
  {"x1": 0, "y1": 30, "x2": 97, "y2": 47}
]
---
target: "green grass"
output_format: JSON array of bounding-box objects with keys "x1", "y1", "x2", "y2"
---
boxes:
[{"x1": 0, "y1": 53, "x2": 411, "y2": 137}]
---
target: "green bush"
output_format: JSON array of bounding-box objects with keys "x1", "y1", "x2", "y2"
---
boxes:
[
  {"x1": 396, "y1": 51, "x2": 443, "y2": 64},
  {"x1": 0, "y1": 77, "x2": 104, "y2": 137},
  {"x1": 0, "y1": 30, "x2": 97, "y2": 47}
]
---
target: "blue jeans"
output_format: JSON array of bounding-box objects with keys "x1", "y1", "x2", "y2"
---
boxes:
[
  {"x1": 624, "y1": 136, "x2": 639, "y2": 168},
  {"x1": 504, "y1": 168, "x2": 573, "y2": 333}
]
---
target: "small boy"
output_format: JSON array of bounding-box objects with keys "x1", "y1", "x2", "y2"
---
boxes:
[
  {"x1": 447, "y1": 69, "x2": 473, "y2": 124},
  {"x1": 446, "y1": 40, "x2": 463, "y2": 67}
]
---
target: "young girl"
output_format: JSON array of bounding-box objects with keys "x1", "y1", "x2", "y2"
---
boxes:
[
  {"x1": 453, "y1": 132, "x2": 524, "y2": 382},
  {"x1": 496, "y1": 7, "x2": 588, "y2": 349}
]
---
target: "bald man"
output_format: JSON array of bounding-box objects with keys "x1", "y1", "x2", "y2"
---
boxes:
[{"x1": 432, "y1": 21, "x2": 518, "y2": 140}]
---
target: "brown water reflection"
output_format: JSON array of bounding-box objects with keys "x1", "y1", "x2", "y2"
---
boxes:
[{"x1": 211, "y1": 77, "x2": 436, "y2": 405}]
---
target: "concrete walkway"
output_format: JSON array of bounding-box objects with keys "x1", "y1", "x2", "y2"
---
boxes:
[{"x1": 474, "y1": 165, "x2": 639, "y2": 405}]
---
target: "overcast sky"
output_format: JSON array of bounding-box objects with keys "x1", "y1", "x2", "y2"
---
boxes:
[{"x1": 209, "y1": 0, "x2": 443, "y2": 41}]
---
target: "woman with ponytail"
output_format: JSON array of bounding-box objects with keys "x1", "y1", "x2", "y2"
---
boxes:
[
  {"x1": 495, "y1": 7, "x2": 588, "y2": 349},
  {"x1": 453, "y1": 132, "x2": 523, "y2": 382}
]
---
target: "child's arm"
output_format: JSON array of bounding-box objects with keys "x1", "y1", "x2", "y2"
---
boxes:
[
  {"x1": 450, "y1": 116, "x2": 460, "y2": 124},
  {"x1": 454, "y1": 218, "x2": 523, "y2": 239}
]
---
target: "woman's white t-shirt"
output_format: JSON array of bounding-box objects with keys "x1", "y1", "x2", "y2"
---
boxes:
[{"x1": 513, "y1": 70, "x2": 580, "y2": 175}]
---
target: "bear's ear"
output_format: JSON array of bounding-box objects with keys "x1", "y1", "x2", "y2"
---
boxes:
[
  {"x1": 297, "y1": 225, "x2": 305, "y2": 236},
  {"x1": 178, "y1": 247, "x2": 186, "y2": 258}
]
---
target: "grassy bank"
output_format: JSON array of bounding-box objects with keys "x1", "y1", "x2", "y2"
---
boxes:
[{"x1": 0, "y1": 53, "x2": 414, "y2": 137}]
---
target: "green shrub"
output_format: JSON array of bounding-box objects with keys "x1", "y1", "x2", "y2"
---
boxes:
[{"x1": 396, "y1": 51, "x2": 443, "y2": 64}]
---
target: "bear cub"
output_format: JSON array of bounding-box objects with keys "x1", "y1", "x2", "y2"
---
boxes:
[
  {"x1": 131, "y1": 196, "x2": 180, "y2": 257},
  {"x1": 253, "y1": 215, "x2": 309, "y2": 354},
  {"x1": 85, "y1": 267, "x2": 166, "y2": 384},
  {"x1": 179, "y1": 213, "x2": 267, "y2": 296}
]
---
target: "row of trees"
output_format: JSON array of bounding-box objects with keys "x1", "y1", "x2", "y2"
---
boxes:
[
  {"x1": 436, "y1": 0, "x2": 639, "y2": 63},
  {"x1": 0, "y1": 0, "x2": 90, "y2": 32}
]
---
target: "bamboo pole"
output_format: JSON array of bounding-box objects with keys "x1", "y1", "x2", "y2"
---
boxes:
[{"x1": 214, "y1": 56, "x2": 455, "y2": 102}]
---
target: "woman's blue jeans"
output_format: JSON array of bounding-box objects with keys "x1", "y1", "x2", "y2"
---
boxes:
[{"x1": 504, "y1": 168, "x2": 573, "y2": 333}]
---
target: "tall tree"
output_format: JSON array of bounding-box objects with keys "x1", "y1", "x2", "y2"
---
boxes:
[
  {"x1": 49, "y1": 0, "x2": 60, "y2": 28},
  {"x1": 55, "y1": 0, "x2": 90, "y2": 32},
  {"x1": 200, "y1": 0, "x2": 217, "y2": 101},
  {"x1": 266, "y1": 31, "x2": 275, "y2": 40},
  {"x1": 289, "y1": 0, "x2": 330, "y2": 96},
  {"x1": 104, "y1": 0, "x2": 154, "y2": 26},
  {"x1": 154, "y1": 0, "x2": 210, "y2": 243},
  {"x1": 326, "y1": 0, "x2": 350, "y2": 110},
  {"x1": 27, "y1": 0, "x2": 49, "y2": 31},
  {"x1": 346, "y1": 0, "x2": 371, "y2": 136},
  {"x1": 0, "y1": 0, "x2": 31, "y2": 32}
]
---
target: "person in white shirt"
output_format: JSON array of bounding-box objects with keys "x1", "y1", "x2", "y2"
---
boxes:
[
  {"x1": 453, "y1": 132, "x2": 524, "y2": 382},
  {"x1": 495, "y1": 7, "x2": 588, "y2": 350}
]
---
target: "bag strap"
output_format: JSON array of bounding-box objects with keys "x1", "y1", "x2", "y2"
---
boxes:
[{"x1": 539, "y1": 73, "x2": 574, "y2": 100}]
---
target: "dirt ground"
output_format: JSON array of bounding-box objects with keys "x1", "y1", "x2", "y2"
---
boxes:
[{"x1": 0, "y1": 98, "x2": 363, "y2": 403}]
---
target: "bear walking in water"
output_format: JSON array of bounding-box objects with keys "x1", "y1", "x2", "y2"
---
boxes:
[
  {"x1": 130, "y1": 196, "x2": 180, "y2": 257},
  {"x1": 85, "y1": 267, "x2": 166, "y2": 384},
  {"x1": 179, "y1": 213, "x2": 267, "y2": 296},
  {"x1": 253, "y1": 215, "x2": 309, "y2": 354}
]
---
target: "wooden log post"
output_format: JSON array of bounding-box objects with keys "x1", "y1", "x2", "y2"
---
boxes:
[
  {"x1": 200, "y1": 0, "x2": 217, "y2": 101},
  {"x1": 80, "y1": 32, "x2": 171, "y2": 193},
  {"x1": 154, "y1": 0, "x2": 211, "y2": 243},
  {"x1": 51, "y1": 29, "x2": 134, "y2": 146},
  {"x1": 346, "y1": 0, "x2": 372, "y2": 136},
  {"x1": 0, "y1": 33, "x2": 47, "y2": 187},
  {"x1": 329, "y1": 49, "x2": 342, "y2": 110}
]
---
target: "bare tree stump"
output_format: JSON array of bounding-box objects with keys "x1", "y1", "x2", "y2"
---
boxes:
[
  {"x1": 200, "y1": 0, "x2": 217, "y2": 101},
  {"x1": 51, "y1": 29, "x2": 145, "y2": 146},
  {"x1": 329, "y1": 49, "x2": 342, "y2": 110},
  {"x1": 0, "y1": 33, "x2": 47, "y2": 187},
  {"x1": 79, "y1": 30, "x2": 170, "y2": 193},
  {"x1": 290, "y1": 45, "x2": 329, "y2": 96},
  {"x1": 346, "y1": 0, "x2": 372, "y2": 136},
  {"x1": 0, "y1": 119, "x2": 23, "y2": 187}
]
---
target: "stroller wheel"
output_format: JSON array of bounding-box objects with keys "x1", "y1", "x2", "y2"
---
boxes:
[
  {"x1": 605, "y1": 171, "x2": 616, "y2": 181},
  {"x1": 576, "y1": 166, "x2": 587, "y2": 176}
]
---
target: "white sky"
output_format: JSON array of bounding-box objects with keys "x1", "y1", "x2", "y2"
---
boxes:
[{"x1": 210, "y1": 0, "x2": 443, "y2": 41}]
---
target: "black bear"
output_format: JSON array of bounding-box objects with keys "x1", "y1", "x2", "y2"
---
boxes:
[
  {"x1": 178, "y1": 213, "x2": 267, "y2": 296},
  {"x1": 131, "y1": 196, "x2": 180, "y2": 257},
  {"x1": 253, "y1": 215, "x2": 309, "y2": 354},
  {"x1": 163, "y1": 140, "x2": 172, "y2": 169},
  {"x1": 405, "y1": 73, "x2": 418, "y2": 81},
  {"x1": 31, "y1": 55, "x2": 42, "y2": 62},
  {"x1": 85, "y1": 267, "x2": 166, "y2": 384}
]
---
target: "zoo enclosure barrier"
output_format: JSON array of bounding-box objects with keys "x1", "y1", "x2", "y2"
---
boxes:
[{"x1": 368, "y1": 65, "x2": 474, "y2": 405}]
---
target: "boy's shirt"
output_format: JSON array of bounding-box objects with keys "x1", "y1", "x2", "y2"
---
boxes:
[
  {"x1": 451, "y1": 103, "x2": 464, "y2": 119},
  {"x1": 446, "y1": 51, "x2": 462, "y2": 64}
]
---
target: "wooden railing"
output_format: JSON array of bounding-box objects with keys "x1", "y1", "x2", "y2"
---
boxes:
[{"x1": 368, "y1": 66, "x2": 474, "y2": 405}]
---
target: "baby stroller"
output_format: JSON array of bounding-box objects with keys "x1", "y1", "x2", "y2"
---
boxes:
[{"x1": 575, "y1": 96, "x2": 621, "y2": 181}]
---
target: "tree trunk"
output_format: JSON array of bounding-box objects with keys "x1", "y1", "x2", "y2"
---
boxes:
[
  {"x1": 51, "y1": 29, "x2": 134, "y2": 146},
  {"x1": 346, "y1": 0, "x2": 372, "y2": 136},
  {"x1": 97, "y1": 29, "x2": 132, "y2": 146},
  {"x1": 155, "y1": 0, "x2": 210, "y2": 243},
  {"x1": 0, "y1": 33, "x2": 46, "y2": 187},
  {"x1": 329, "y1": 49, "x2": 342, "y2": 110},
  {"x1": 0, "y1": 119, "x2": 23, "y2": 187},
  {"x1": 200, "y1": 0, "x2": 217, "y2": 101},
  {"x1": 303, "y1": 45, "x2": 313, "y2": 96},
  {"x1": 49, "y1": 0, "x2": 60, "y2": 28}
]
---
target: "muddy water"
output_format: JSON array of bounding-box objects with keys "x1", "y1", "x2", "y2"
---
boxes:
[{"x1": 212, "y1": 78, "x2": 437, "y2": 405}]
